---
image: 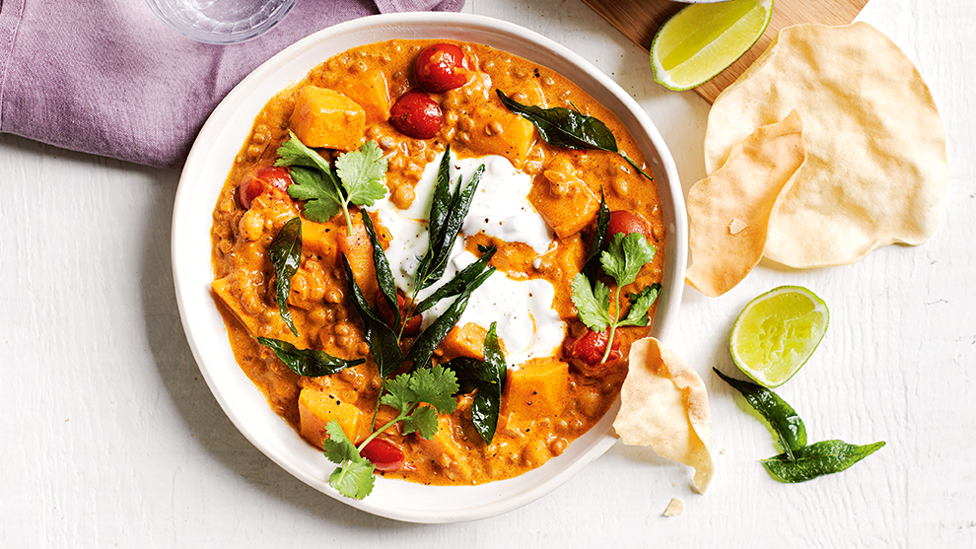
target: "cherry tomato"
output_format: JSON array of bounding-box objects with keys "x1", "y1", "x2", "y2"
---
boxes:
[
  {"x1": 564, "y1": 328, "x2": 622, "y2": 376},
  {"x1": 415, "y1": 43, "x2": 468, "y2": 93},
  {"x1": 238, "y1": 165, "x2": 293, "y2": 209},
  {"x1": 375, "y1": 289, "x2": 423, "y2": 337},
  {"x1": 360, "y1": 438, "x2": 405, "y2": 472},
  {"x1": 606, "y1": 210, "x2": 652, "y2": 245},
  {"x1": 389, "y1": 89, "x2": 443, "y2": 139}
]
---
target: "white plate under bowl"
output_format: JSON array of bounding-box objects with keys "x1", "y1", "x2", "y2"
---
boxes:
[{"x1": 171, "y1": 12, "x2": 686, "y2": 524}]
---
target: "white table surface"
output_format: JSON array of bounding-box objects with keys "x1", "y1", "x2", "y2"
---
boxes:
[{"x1": 2, "y1": 0, "x2": 973, "y2": 546}]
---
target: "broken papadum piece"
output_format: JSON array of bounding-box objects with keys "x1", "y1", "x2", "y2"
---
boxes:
[
  {"x1": 704, "y1": 22, "x2": 947, "y2": 268},
  {"x1": 686, "y1": 111, "x2": 807, "y2": 296},
  {"x1": 614, "y1": 338, "x2": 714, "y2": 494}
]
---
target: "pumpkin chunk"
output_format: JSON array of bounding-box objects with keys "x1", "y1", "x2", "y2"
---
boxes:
[
  {"x1": 299, "y1": 380, "x2": 365, "y2": 447},
  {"x1": 289, "y1": 86, "x2": 366, "y2": 151},
  {"x1": 529, "y1": 159, "x2": 600, "y2": 238},
  {"x1": 334, "y1": 70, "x2": 392, "y2": 124}
]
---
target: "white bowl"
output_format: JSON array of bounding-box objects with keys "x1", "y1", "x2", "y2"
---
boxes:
[{"x1": 171, "y1": 12, "x2": 686, "y2": 523}]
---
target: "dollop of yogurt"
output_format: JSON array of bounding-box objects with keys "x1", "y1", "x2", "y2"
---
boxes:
[{"x1": 368, "y1": 152, "x2": 563, "y2": 364}]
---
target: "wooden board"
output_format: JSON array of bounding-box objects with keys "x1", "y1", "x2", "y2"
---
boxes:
[{"x1": 581, "y1": 0, "x2": 869, "y2": 103}]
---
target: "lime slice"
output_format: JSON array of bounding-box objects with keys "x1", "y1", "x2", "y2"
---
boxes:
[
  {"x1": 650, "y1": 0, "x2": 773, "y2": 91},
  {"x1": 729, "y1": 286, "x2": 828, "y2": 387}
]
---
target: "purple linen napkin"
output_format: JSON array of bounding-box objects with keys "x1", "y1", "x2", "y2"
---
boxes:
[{"x1": 0, "y1": 0, "x2": 464, "y2": 169}]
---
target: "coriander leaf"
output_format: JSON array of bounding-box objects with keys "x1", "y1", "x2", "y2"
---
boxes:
[
  {"x1": 329, "y1": 457, "x2": 376, "y2": 500},
  {"x1": 762, "y1": 440, "x2": 886, "y2": 483},
  {"x1": 286, "y1": 166, "x2": 343, "y2": 223},
  {"x1": 570, "y1": 273, "x2": 613, "y2": 331},
  {"x1": 497, "y1": 90, "x2": 653, "y2": 181},
  {"x1": 322, "y1": 421, "x2": 361, "y2": 464},
  {"x1": 334, "y1": 141, "x2": 389, "y2": 208},
  {"x1": 322, "y1": 421, "x2": 376, "y2": 500},
  {"x1": 409, "y1": 364, "x2": 460, "y2": 414},
  {"x1": 714, "y1": 368, "x2": 807, "y2": 460},
  {"x1": 341, "y1": 254, "x2": 403, "y2": 377},
  {"x1": 257, "y1": 337, "x2": 364, "y2": 377},
  {"x1": 277, "y1": 133, "x2": 389, "y2": 233},
  {"x1": 379, "y1": 373, "x2": 416, "y2": 414},
  {"x1": 400, "y1": 405, "x2": 439, "y2": 439},
  {"x1": 602, "y1": 232, "x2": 656, "y2": 287},
  {"x1": 269, "y1": 217, "x2": 302, "y2": 335},
  {"x1": 619, "y1": 283, "x2": 661, "y2": 327},
  {"x1": 275, "y1": 130, "x2": 333, "y2": 173}
]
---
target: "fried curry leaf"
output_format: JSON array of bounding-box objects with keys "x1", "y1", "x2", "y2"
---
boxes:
[
  {"x1": 256, "y1": 337, "x2": 364, "y2": 377},
  {"x1": 359, "y1": 209, "x2": 401, "y2": 331},
  {"x1": 497, "y1": 89, "x2": 653, "y2": 181},
  {"x1": 713, "y1": 368, "x2": 807, "y2": 460},
  {"x1": 269, "y1": 217, "x2": 302, "y2": 336},
  {"x1": 405, "y1": 267, "x2": 495, "y2": 371},
  {"x1": 413, "y1": 245, "x2": 497, "y2": 314},
  {"x1": 443, "y1": 322, "x2": 507, "y2": 445},
  {"x1": 340, "y1": 254, "x2": 403, "y2": 377},
  {"x1": 762, "y1": 440, "x2": 886, "y2": 483},
  {"x1": 583, "y1": 190, "x2": 611, "y2": 282},
  {"x1": 415, "y1": 149, "x2": 485, "y2": 291},
  {"x1": 321, "y1": 422, "x2": 375, "y2": 500},
  {"x1": 715, "y1": 368, "x2": 885, "y2": 482}
]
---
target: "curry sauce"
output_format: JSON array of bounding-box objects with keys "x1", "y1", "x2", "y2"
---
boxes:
[{"x1": 210, "y1": 39, "x2": 665, "y2": 486}]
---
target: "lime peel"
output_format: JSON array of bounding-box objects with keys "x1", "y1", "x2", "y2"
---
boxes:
[
  {"x1": 651, "y1": 0, "x2": 773, "y2": 91},
  {"x1": 729, "y1": 285, "x2": 828, "y2": 387}
]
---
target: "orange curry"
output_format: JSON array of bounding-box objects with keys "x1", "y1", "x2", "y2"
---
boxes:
[{"x1": 210, "y1": 39, "x2": 665, "y2": 485}]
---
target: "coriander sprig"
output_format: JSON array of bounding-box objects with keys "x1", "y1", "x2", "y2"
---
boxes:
[
  {"x1": 322, "y1": 365, "x2": 460, "y2": 499},
  {"x1": 571, "y1": 231, "x2": 659, "y2": 363},
  {"x1": 276, "y1": 133, "x2": 388, "y2": 234}
]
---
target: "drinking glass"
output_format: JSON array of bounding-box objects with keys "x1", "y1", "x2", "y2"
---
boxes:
[{"x1": 145, "y1": 0, "x2": 297, "y2": 45}]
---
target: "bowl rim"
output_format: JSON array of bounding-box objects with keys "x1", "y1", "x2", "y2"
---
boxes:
[{"x1": 171, "y1": 11, "x2": 686, "y2": 523}]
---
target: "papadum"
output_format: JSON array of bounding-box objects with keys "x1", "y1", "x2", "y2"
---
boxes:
[
  {"x1": 614, "y1": 338, "x2": 714, "y2": 494},
  {"x1": 686, "y1": 111, "x2": 806, "y2": 296},
  {"x1": 705, "y1": 22, "x2": 947, "y2": 268}
]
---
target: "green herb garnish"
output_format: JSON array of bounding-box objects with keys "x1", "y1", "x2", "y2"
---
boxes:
[
  {"x1": 571, "y1": 231, "x2": 659, "y2": 363},
  {"x1": 322, "y1": 365, "x2": 460, "y2": 499},
  {"x1": 497, "y1": 90, "x2": 653, "y2": 181},
  {"x1": 340, "y1": 254, "x2": 403, "y2": 378},
  {"x1": 761, "y1": 440, "x2": 887, "y2": 483},
  {"x1": 276, "y1": 134, "x2": 388, "y2": 233},
  {"x1": 404, "y1": 266, "x2": 494, "y2": 372},
  {"x1": 714, "y1": 368, "x2": 885, "y2": 483},
  {"x1": 256, "y1": 337, "x2": 365, "y2": 377},
  {"x1": 582, "y1": 190, "x2": 611, "y2": 283},
  {"x1": 414, "y1": 146, "x2": 485, "y2": 292},
  {"x1": 444, "y1": 321, "x2": 507, "y2": 444},
  {"x1": 713, "y1": 368, "x2": 806, "y2": 460},
  {"x1": 269, "y1": 217, "x2": 302, "y2": 336}
]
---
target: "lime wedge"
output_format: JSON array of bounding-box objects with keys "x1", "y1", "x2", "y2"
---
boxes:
[
  {"x1": 729, "y1": 286, "x2": 828, "y2": 388},
  {"x1": 650, "y1": 0, "x2": 773, "y2": 91}
]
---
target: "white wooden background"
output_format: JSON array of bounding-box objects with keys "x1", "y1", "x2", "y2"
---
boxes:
[{"x1": 2, "y1": 0, "x2": 973, "y2": 546}]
